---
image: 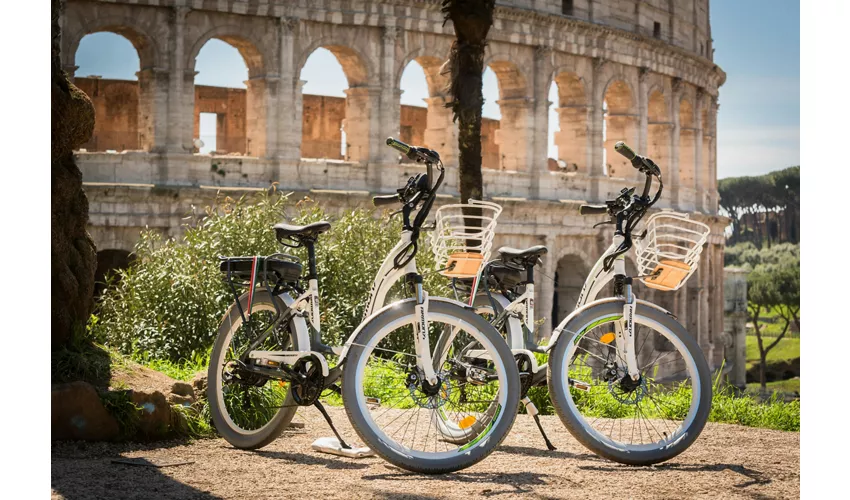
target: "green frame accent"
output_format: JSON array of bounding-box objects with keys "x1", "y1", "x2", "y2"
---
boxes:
[
  {"x1": 458, "y1": 404, "x2": 502, "y2": 451},
  {"x1": 572, "y1": 315, "x2": 623, "y2": 345}
]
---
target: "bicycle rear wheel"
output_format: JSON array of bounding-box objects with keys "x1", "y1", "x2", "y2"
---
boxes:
[
  {"x1": 207, "y1": 291, "x2": 301, "y2": 449},
  {"x1": 342, "y1": 298, "x2": 520, "y2": 474}
]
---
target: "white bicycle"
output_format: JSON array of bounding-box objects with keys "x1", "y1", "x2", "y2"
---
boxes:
[
  {"x1": 207, "y1": 138, "x2": 520, "y2": 474},
  {"x1": 446, "y1": 142, "x2": 712, "y2": 465}
]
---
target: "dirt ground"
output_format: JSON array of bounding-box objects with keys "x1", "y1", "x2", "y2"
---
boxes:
[{"x1": 51, "y1": 407, "x2": 799, "y2": 499}]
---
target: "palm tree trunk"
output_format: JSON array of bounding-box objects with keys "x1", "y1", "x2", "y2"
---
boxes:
[{"x1": 441, "y1": 0, "x2": 495, "y2": 205}]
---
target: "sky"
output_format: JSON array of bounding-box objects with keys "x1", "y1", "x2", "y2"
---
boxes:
[{"x1": 75, "y1": 0, "x2": 799, "y2": 177}]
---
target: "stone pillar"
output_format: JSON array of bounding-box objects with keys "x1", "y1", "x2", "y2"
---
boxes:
[
  {"x1": 245, "y1": 76, "x2": 278, "y2": 158},
  {"x1": 723, "y1": 266, "x2": 749, "y2": 389},
  {"x1": 537, "y1": 234, "x2": 557, "y2": 341},
  {"x1": 343, "y1": 86, "x2": 382, "y2": 164},
  {"x1": 423, "y1": 95, "x2": 459, "y2": 167},
  {"x1": 136, "y1": 68, "x2": 169, "y2": 152},
  {"x1": 294, "y1": 79, "x2": 306, "y2": 158},
  {"x1": 494, "y1": 98, "x2": 534, "y2": 172},
  {"x1": 277, "y1": 16, "x2": 300, "y2": 162},
  {"x1": 166, "y1": 6, "x2": 191, "y2": 153},
  {"x1": 530, "y1": 46, "x2": 553, "y2": 198},
  {"x1": 588, "y1": 58, "x2": 606, "y2": 200},
  {"x1": 670, "y1": 78, "x2": 683, "y2": 209},
  {"x1": 694, "y1": 90, "x2": 705, "y2": 212},
  {"x1": 604, "y1": 112, "x2": 640, "y2": 180},
  {"x1": 554, "y1": 106, "x2": 589, "y2": 174},
  {"x1": 638, "y1": 67, "x2": 649, "y2": 157},
  {"x1": 371, "y1": 25, "x2": 400, "y2": 169},
  {"x1": 708, "y1": 97, "x2": 719, "y2": 213}
]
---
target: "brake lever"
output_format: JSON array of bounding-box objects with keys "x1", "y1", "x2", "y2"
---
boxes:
[{"x1": 593, "y1": 220, "x2": 615, "y2": 229}]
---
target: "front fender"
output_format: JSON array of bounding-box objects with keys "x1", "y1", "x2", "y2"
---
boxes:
[{"x1": 544, "y1": 297, "x2": 675, "y2": 351}]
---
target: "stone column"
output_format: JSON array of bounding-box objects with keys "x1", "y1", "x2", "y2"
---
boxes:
[
  {"x1": 494, "y1": 98, "x2": 534, "y2": 172},
  {"x1": 166, "y1": 6, "x2": 191, "y2": 153},
  {"x1": 670, "y1": 77, "x2": 683, "y2": 209},
  {"x1": 537, "y1": 234, "x2": 557, "y2": 341},
  {"x1": 694, "y1": 90, "x2": 705, "y2": 212},
  {"x1": 245, "y1": 76, "x2": 278, "y2": 158},
  {"x1": 723, "y1": 266, "x2": 748, "y2": 389},
  {"x1": 277, "y1": 16, "x2": 300, "y2": 163},
  {"x1": 530, "y1": 46, "x2": 553, "y2": 198},
  {"x1": 708, "y1": 97, "x2": 719, "y2": 213},
  {"x1": 638, "y1": 67, "x2": 649, "y2": 158},
  {"x1": 343, "y1": 86, "x2": 382, "y2": 164},
  {"x1": 588, "y1": 57, "x2": 606, "y2": 200},
  {"x1": 294, "y1": 79, "x2": 306, "y2": 158},
  {"x1": 423, "y1": 95, "x2": 459, "y2": 167},
  {"x1": 136, "y1": 68, "x2": 170, "y2": 152}
]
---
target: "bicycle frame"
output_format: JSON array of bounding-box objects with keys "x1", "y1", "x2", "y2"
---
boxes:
[
  {"x1": 475, "y1": 233, "x2": 649, "y2": 379},
  {"x1": 253, "y1": 228, "x2": 444, "y2": 385}
]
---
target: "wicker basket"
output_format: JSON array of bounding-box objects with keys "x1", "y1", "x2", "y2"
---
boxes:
[
  {"x1": 431, "y1": 200, "x2": 502, "y2": 278},
  {"x1": 634, "y1": 210, "x2": 711, "y2": 291}
]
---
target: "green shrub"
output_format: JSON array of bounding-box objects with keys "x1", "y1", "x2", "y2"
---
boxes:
[{"x1": 93, "y1": 189, "x2": 449, "y2": 362}]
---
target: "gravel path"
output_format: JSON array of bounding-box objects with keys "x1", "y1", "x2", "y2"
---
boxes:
[{"x1": 52, "y1": 407, "x2": 799, "y2": 499}]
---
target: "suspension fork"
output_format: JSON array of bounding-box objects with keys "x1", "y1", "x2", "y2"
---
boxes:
[
  {"x1": 409, "y1": 273, "x2": 438, "y2": 385},
  {"x1": 612, "y1": 258, "x2": 640, "y2": 380}
]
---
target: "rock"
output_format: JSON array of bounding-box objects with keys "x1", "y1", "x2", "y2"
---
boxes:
[
  {"x1": 167, "y1": 393, "x2": 195, "y2": 407},
  {"x1": 191, "y1": 372, "x2": 208, "y2": 398},
  {"x1": 130, "y1": 390, "x2": 172, "y2": 438},
  {"x1": 170, "y1": 381, "x2": 195, "y2": 400},
  {"x1": 52, "y1": 381, "x2": 119, "y2": 441}
]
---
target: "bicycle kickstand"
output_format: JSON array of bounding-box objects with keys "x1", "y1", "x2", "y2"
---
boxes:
[
  {"x1": 313, "y1": 400, "x2": 352, "y2": 450},
  {"x1": 521, "y1": 396, "x2": 557, "y2": 451}
]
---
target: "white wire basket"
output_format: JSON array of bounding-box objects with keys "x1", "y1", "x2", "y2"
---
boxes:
[
  {"x1": 634, "y1": 210, "x2": 711, "y2": 291},
  {"x1": 431, "y1": 199, "x2": 503, "y2": 278}
]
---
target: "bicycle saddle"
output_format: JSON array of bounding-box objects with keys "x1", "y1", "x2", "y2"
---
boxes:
[
  {"x1": 498, "y1": 245, "x2": 548, "y2": 260},
  {"x1": 273, "y1": 221, "x2": 332, "y2": 240}
]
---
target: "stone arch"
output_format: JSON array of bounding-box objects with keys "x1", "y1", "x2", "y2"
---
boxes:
[
  {"x1": 603, "y1": 78, "x2": 639, "y2": 178},
  {"x1": 65, "y1": 17, "x2": 161, "y2": 71},
  {"x1": 297, "y1": 40, "x2": 373, "y2": 88},
  {"x1": 484, "y1": 58, "x2": 529, "y2": 100},
  {"x1": 552, "y1": 253, "x2": 591, "y2": 321},
  {"x1": 94, "y1": 249, "x2": 133, "y2": 297},
  {"x1": 187, "y1": 27, "x2": 267, "y2": 78}
]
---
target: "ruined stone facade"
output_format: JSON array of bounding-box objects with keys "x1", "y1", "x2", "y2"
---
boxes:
[{"x1": 62, "y1": 0, "x2": 728, "y2": 369}]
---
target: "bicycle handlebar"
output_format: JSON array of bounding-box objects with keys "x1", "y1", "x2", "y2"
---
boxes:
[{"x1": 372, "y1": 194, "x2": 399, "y2": 207}]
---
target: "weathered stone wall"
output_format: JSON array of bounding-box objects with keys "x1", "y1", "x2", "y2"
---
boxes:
[
  {"x1": 193, "y1": 85, "x2": 248, "y2": 154},
  {"x1": 75, "y1": 78, "x2": 139, "y2": 152}
]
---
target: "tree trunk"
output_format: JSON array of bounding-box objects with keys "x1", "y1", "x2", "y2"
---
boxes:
[
  {"x1": 442, "y1": 0, "x2": 495, "y2": 205},
  {"x1": 52, "y1": 0, "x2": 97, "y2": 348}
]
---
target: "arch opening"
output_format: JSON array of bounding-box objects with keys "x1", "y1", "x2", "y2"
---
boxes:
[
  {"x1": 398, "y1": 60, "x2": 429, "y2": 163},
  {"x1": 552, "y1": 254, "x2": 590, "y2": 322},
  {"x1": 74, "y1": 32, "x2": 144, "y2": 152},
  {"x1": 552, "y1": 72, "x2": 588, "y2": 173},
  {"x1": 602, "y1": 80, "x2": 638, "y2": 178},
  {"x1": 192, "y1": 39, "x2": 253, "y2": 156},
  {"x1": 485, "y1": 61, "x2": 531, "y2": 171},
  {"x1": 94, "y1": 249, "x2": 133, "y2": 298},
  {"x1": 299, "y1": 46, "x2": 372, "y2": 162}
]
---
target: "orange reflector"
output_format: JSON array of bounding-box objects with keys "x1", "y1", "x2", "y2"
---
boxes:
[
  {"x1": 600, "y1": 332, "x2": 616, "y2": 344},
  {"x1": 458, "y1": 416, "x2": 477, "y2": 429}
]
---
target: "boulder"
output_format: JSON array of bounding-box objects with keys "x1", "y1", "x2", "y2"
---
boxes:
[
  {"x1": 130, "y1": 390, "x2": 172, "y2": 438},
  {"x1": 191, "y1": 372, "x2": 208, "y2": 399},
  {"x1": 52, "y1": 381, "x2": 119, "y2": 441}
]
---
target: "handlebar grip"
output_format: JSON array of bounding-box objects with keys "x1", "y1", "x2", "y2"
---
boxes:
[
  {"x1": 386, "y1": 137, "x2": 411, "y2": 155},
  {"x1": 579, "y1": 205, "x2": 608, "y2": 216},
  {"x1": 614, "y1": 141, "x2": 637, "y2": 161},
  {"x1": 373, "y1": 194, "x2": 399, "y2": 207}
]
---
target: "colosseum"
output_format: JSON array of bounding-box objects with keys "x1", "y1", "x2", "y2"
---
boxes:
[{"x1": 60, "y1": 0, "x2": 729, "y2": 370}]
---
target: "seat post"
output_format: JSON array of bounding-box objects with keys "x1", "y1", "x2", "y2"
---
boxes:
[{"x1": 304, "y1": 240, "x2": 318, "y2": 280}]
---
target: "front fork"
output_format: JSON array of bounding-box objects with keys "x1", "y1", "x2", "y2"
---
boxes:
[
  {"x1": 411, "y1": 275, "x2": 438, "y2": 385},
  {"x1": 612, "y1": 256, "x2": 640, "y2": 380}
]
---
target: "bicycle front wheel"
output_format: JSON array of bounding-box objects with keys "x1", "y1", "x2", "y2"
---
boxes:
[
  {"x1": 342, "y1": 298, "x2": 520, "y2": 474},
  {"x1": 547, "y1": 299, "x2": 711, "y2": 465}
]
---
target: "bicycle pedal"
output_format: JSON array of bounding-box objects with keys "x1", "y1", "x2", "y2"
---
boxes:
[{"x1": 311, "y1": 437, "x2": 375, "y2": 459}]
